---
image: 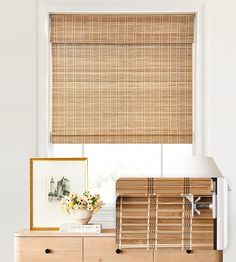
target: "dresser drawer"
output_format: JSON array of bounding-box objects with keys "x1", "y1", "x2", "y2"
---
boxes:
[
  {"x1": 14, "y1": 237, "x2": 82, "y2": 262},
  {"x1": 84, "y1": 237, "x2": 153, "y2": 262},
  {"x1": 154, "y1": 250, "x2": 223, "y2": 262}
]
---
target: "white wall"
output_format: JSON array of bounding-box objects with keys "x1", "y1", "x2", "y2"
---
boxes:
[
  {"x1": 0, "y1": 0, "x2": 236, "y2": 261},
  {"x1": 205, "y1": 0, "x2": 236, "y2": 260},
  {"x1": 0, "y1": 0, "x2": 37, "y2": 261}
]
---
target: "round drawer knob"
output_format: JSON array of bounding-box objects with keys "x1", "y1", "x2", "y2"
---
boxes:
[
  {"x1": 116, "y1": 249, "x2": 122, "y2": 254},
  {"x1": 45, "y1": 249, "x2": 52, "y2": 254}
]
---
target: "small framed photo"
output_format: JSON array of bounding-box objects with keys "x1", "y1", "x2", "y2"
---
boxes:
[{"x1": 30, "y1": 158, "x2": 88, "y2": 230}]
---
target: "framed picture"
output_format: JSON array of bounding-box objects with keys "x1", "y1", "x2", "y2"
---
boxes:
[{"x1": 30, "y1": 158, "x2": 88, "y2": 230}]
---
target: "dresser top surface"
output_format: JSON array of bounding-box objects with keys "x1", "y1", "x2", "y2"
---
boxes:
[{"x1": 15, "y1": 229, "x2": 115, "y2": 237}]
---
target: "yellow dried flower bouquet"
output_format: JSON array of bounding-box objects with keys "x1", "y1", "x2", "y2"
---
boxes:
[{"x1": 61, "y1": 191, "x2": 104, "y2": 224}]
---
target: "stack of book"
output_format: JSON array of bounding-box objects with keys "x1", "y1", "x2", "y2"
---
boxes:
[{"x1": 59, "y1": 223, "x2": 102, "y2": 233}]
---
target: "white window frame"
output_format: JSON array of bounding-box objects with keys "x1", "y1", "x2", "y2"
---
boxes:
[
  {"x1": 37, "y1": 0, "x2": 206, "y2": 228},
  {"x1": 38, "y1": 0, "x2": 206, "y2": 157}
]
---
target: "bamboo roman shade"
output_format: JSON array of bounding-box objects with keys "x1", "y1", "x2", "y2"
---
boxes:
[
  {"x1": 50, "y1": 14, "x2": 194, "y2": 144},
  {"x1": 116, "y1": 178, "x2": 214, "y2": 250}
]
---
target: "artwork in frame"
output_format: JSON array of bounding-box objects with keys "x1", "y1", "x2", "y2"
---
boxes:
[{"x1": 30, "y1": 158, "x2": 88, "y2": 230}]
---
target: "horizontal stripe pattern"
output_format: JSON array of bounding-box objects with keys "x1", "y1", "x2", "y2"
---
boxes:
[
  {"x1": 51, "y1": 14, "x2": 194, "y2": 144},
  {"x1": 116, "y1": 178, "x2": 214, "y2": 250},
  {"x1": 50, "y1": 14, "x2": 194, "y2": 44}
]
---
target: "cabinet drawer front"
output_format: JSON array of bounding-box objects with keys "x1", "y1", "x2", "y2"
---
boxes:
[
  {"x1": 154, "y1": 250, "x2": 223, "y2": 262},
  {"x1": 15, "y1": 237, "x2": 82, "y2": 262},
  {"x1": 84, "y1": 237, "x2": 152, "y2": 262}
]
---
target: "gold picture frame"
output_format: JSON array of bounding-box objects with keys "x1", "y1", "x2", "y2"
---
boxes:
[{"x1": 30, "y1": 158, "x2": 88, "y2": 230}]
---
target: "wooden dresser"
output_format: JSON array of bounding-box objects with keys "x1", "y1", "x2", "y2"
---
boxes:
[{"x1": 14, "y1": 230, "x2": 223, "y2": 262}]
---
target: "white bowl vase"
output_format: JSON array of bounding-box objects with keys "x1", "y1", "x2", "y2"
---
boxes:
[{"x1": 73, "y1": 209, "x2": 93, "y2": 225}]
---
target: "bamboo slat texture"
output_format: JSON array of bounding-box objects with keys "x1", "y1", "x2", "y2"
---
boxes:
[
  {"x1": 50, "y1": 14, "x2": 194, "y2": 144},
  {"x1": 50, "y1": 14, "x2": 194, "y2": 44},
  {"x1": 116, "y1": 178, "x2": 214, "y2": 251}
]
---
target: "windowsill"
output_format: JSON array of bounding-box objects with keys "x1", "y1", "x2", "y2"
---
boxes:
[{"x1": 90, "y1": 203, "x2": 116, "y2": 229}]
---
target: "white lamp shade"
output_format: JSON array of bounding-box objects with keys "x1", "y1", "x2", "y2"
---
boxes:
[{"x1": 164, "y1": 156, "x2": 223, "y2": 178}]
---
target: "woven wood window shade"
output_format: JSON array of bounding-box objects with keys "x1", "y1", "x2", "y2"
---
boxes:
[
  {"x1": 50, "y1": 14, "x2": 194, "y2": 144},
  {"x1": 116, "y1": 178, "x2": 214, "y2": 250}
]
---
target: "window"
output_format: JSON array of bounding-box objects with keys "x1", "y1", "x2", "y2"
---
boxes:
[
  {"x1": 52, "y1": 143, "x2": 192, "y2": 228},
  {"x1": 49, "y1": 14, "x2": 195, "y2": 228},
  {"x1": 52, "y1": 144, "x2": 192, "y2": 204}
]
